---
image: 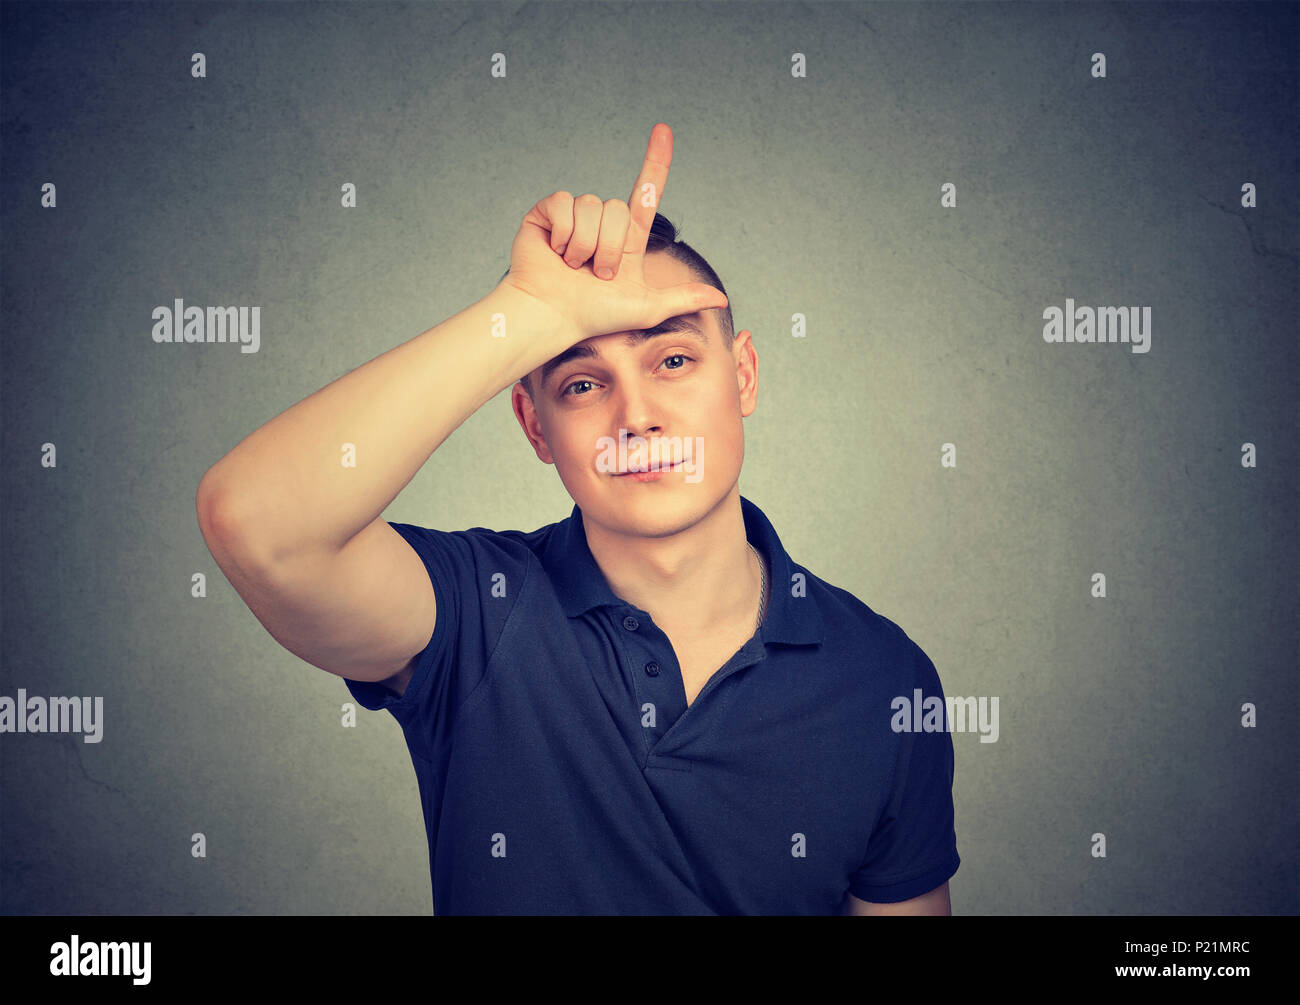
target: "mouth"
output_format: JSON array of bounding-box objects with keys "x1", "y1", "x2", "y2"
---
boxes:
[{"x1": 615, "y1": 461, "x2": 681, "y2": 479}]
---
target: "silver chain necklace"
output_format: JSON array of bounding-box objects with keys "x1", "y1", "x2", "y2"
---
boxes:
[{"x1": 748, "y1": 542, "x2": 768, "y2": 630}]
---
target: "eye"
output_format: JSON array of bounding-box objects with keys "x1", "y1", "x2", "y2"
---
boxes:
[{"x1": 559, "y1": 355, "x2": 694, "y2": 398}]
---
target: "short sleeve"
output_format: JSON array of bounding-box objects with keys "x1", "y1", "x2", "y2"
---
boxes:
[
  {"x1": 849, "y1": 639, "x2": 960, "y2": 904},
  {"x1": 341, "y1": 521, "x2": 528, "y2": 763}
]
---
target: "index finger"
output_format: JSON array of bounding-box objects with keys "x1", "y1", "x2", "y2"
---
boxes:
[{"x1": 625, "y1": 122, "x2": 673, "y2": 256}]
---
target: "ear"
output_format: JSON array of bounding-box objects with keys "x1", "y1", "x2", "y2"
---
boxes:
[
  {"x1": 512, "y1": 381, "x2": 556, "y2": 464},
  {"x1": 733, "y1": 329, "x2": 758, "y2": 418}
]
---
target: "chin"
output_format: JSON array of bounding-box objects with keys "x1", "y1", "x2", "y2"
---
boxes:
[{"x1": 588, "y1": 481, "x2": 722, "y2": 539}]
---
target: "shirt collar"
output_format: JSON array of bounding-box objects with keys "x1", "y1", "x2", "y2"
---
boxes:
[{"x1": 540, "y1": 494, "x2": 823, "y2": 646}]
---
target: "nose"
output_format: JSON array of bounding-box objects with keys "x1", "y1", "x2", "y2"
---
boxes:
[{"x1": 613, "y1": 380, "x2": 662, "y2": 442}]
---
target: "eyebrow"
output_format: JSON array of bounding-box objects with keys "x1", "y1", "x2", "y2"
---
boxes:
[{"x1": 539, "y1": 315, "x2": 711, "y2": 391}]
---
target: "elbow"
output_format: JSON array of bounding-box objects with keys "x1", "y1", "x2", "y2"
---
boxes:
[
  {"x1": 195, "y1": 476, "x2": 268, "y2": 573},
  {"x1": 195, "y1": 469, "x2": 232, "y2": 545}
]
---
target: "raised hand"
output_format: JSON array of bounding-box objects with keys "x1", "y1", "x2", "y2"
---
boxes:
[{"x1": 500, "y1": 123, "x2": 728, "y2": 343}]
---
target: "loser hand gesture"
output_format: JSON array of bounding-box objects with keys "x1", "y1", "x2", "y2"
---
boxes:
[{"x1": 502, "y1": 123, "x2": 729, "y2": 342}]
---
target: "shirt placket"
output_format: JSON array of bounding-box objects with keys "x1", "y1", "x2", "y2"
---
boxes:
[{"x1": 617, "y1": 608, "x2": 687, "y2": 746}]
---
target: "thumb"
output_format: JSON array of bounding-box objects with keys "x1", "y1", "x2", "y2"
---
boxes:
[{"x1": 642, "y1": 282, "x2": 729, "y2": 327}]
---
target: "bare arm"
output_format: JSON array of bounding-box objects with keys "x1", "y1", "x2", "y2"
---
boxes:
[
  {"x1": 194, "y1": 284, "x2": 578, "y2": 686},
  {"x1": 842, "y1": 882, "x2": 952, "y2": 916},
  {"x1": 196, "y1": 283, "x2": 577, "y2": 573}
]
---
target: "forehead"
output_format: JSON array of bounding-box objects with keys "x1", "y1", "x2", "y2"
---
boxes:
[{"x1": 641, "y1": 249, "x2": 691, "y2": 287}]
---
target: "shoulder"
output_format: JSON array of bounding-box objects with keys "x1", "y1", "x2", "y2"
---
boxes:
[{"x1": 794, "y1": 564, "x2": 939, "y2": 690}]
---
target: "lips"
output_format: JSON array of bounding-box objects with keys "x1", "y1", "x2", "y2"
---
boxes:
[{"x1": 617, "y1": 461, "x2": 679, "y2": 475}]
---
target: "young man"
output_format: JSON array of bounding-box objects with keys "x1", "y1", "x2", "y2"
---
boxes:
[{"x1": 195, "y1": 123, "x2": 959, "y2": 915}]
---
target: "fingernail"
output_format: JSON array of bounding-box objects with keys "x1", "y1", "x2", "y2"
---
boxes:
[{"x1": 596, "y1": 267, "x2": 613, "y2": 280}]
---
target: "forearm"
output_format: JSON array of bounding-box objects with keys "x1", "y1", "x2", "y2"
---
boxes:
[{"x1": 196, "y1": 281, "x2": 575, "y2": 569}]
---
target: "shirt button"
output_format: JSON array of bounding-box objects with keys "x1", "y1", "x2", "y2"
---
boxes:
[
  {"x1": 644, "y1": 661, "x2": 660, "y2": 677},
  {"x1": 622, "y1": 615, "x2": 639, "y2": 631}
]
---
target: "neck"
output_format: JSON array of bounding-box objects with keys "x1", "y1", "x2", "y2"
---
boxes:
[{"x1": 582, "y1": 485, "x2": 763, "y2": 637}]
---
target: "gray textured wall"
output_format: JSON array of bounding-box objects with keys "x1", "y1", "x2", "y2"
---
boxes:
[{"x1": 2, "y1": 0, "x2": 1295, "y2": 915}]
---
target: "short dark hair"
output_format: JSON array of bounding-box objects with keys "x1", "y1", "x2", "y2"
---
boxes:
[{"x1": 512, "y1": 213, "x2": 734, "y2": 399}]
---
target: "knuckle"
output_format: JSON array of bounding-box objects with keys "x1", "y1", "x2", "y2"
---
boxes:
[{"x1": 576, "y1": 193, "x2": 603, "y2": 207}]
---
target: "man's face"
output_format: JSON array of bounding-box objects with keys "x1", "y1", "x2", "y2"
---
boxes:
[{"x1": 512, "y1": 251, "x2": 757, "y2": 540}]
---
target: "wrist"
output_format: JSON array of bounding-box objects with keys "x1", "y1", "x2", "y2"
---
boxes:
[{"x1": 484, "y1": 278, "x2": 583, "y2": 349}]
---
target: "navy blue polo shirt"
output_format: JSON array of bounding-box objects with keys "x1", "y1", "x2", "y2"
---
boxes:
[{"x1": 343, "y1": 495, "x2": 960, "y2": 915}]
